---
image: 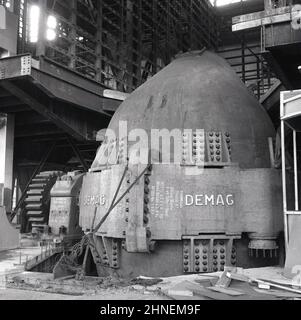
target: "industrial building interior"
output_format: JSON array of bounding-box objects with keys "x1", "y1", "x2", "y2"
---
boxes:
[{"x1": 0, "y1": 0, "x2": 301, "y2": 301}]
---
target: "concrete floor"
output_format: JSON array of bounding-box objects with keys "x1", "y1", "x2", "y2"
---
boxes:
[
  {"x1": 0, "y1": 246, "x2": 41, "y2": 274},
  {"x1": 0, "y1": 288, "x2": 162, "y2": 300},
  {"x1": 0, "y1": 246, "x2": 296, "y2": 300},
  {"x1": 0, "y1": 246, "x2": 164, "y2": 300}
]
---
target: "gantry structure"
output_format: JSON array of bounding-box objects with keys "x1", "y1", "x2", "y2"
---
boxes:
[{"x1": 15, "y1": 0, "x2": 219, "y2": 92}]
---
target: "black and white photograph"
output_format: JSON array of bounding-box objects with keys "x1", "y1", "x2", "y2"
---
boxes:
[{"x1": 0, "y1": 0, "x2": 301, "y2": 314}]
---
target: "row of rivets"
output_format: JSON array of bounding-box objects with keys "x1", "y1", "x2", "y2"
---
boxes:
[
  {"x1": 145, "y1": 167, "x2": 152, "y2": 245},
  {"x1": 102, "y1": 249, "x2": 109, "y2": 266},
  {"x1": 231, "y1": 246, "x2": 237, "y2": 265},
  {"x1": 184, "y1": 239, "x2": 237, "y2": 273},
  {"x1": 124, "y1": 172, "x2": 131, "y2": 224},
  {"x1": 112, "y1": 239, "x2": 119, "y2": 268},
  {"x1": 182, "y1": 132, "x2": 192, "y2": 164},
  {"x1": 213, "y1": 241, "x2": 226, "y2": 272},
  {"x1": 207, "y1": 132, "x2": 222, "y2": 163},
  {"x1": 193, "y1": 131, "x2": 205, "y2": 165},
  {"x1": 183, "y1": 240, "x2": 190, "y2": 272},
  {"x1": 89, "y1": 240, "x2": 102, "y2": 265},
  {"x1": 119, "y1": 138, "x2": 127, "y2": 163},
  {"x1": 194, "y1": 240, "x2": 210, "y2": 273},
  {"x1": 224, "y1": 133, "x2": 232, "y2": 161},
  {"x1": 144, "y1": 170, "x2": 151, "y2": 228},
  {"x1": 182, "y1": 132, "x2": 232, "y2": 165}
]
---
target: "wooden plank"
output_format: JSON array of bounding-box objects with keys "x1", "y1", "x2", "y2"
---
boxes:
[
  {"x1": 227, "y1": 272, "x2": 251, "y2": 283},
  {"x1": 207, "y1": 286, "x2": 245, "y2": 296},
  {"x1": 167, "y1": 289, "x2": 194, "y2": 297},
  {"x1": 215, "y1": 270, "x2": 232, "y2": 288},
  {"x1": 254, "y1": 279, "x2": 301, "y2": 294},
  {"x1": 254, "y1": 288, "x2": 301, "y2": 298}
]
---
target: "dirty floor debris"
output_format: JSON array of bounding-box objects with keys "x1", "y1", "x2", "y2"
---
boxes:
[{"x1": 1, "y1": 247, "x2": 300, "y2": 300}]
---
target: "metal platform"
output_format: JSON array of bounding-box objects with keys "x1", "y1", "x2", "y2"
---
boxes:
[
  {"x1": 0, "y1": 54, "x2": 124, "y2": 141},
  {"x1": 232, "y1": 4, "x2": 301, "y2": 90}
]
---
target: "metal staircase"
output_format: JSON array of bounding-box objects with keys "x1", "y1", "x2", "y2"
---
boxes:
[
  {"x1": 218, "y1": 43, "x2": 279, "y2": 100},
  {"x1": 24, "y1": 171, "x2": 63, "y2": 233}
]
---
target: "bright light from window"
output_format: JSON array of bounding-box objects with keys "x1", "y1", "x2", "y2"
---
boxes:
[
  {"x1": 29, "y1": 5, "x2": 40, "y2": 43},
  {"x1": 47, "y1": 15, "x2": 57, "y2": 29},
  {"x1": 210, "y1": 0, "x2": 248, "y2": 6},
  {"x1": 46, "y1": 14, "x2": 57, "y2": 41},
  {"x1": 46, "y1": 28, "x2": 56, "y2": 41}
]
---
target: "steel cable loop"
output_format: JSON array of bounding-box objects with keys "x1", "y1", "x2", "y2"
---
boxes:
[{"x1": 69, "y1": 235, "x2": 90, "y2": 260}]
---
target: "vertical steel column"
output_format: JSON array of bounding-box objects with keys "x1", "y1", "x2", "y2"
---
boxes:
[
  {"x1": 152, "y1": 0, "x2": 158, "y2": 75},
  {"x1": 293, "y1": 130, "x2": 299, "y2": 212},
  {"x1": 36, "y1": 0, "x2": 47, "y2": 57},
  {"x1": 0, "y1": 115, "x2": 15, "y2": 213},
  {"x1": 166, "y1": 1, "x2": 170, "y2": 59},
  {"x1": 281, "y1": 93, "x2": 288, "y2": 250},
  {"x1": 69, "y1": 0, "x2": 77, "y2": 69},
  {"x1": 95, "y1": 0, "x2": 103, "y2": 83},
  {"x1": 189, "y1": 0, "x2": 193, "y2": 50},
  {"x1": 16, "y1": 0, "x2": 27, "y2": 54},
  {"x1": 137, "y1": 0, "x2": 142, "y2": 86},
  {"x1": 241, "y1": 33, "x2": 246, "y2": 83},
  {"x1": 67, "y1": 136, "x2": 89, "y2": 172},
  {"x1": 257, "y1": 58, "x2": 261, "y2": 98},
  {"x1": 125, "y1": 0, "x2": 134, "y2": 91}
]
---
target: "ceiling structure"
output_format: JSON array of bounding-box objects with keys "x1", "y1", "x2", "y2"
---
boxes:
[
  {"x1": 16, "y1": 0, "x2": 219, "y2": 93},
  {"x1": 0, "y1": 0, "x2": 287, "y2": 193}
]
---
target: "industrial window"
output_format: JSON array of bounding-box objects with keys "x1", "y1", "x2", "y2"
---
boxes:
[
  {"x1": 0, "y1": 0, "x2": 12, "y2": 9},
  {"x1": 210, "y1": 0, "x2": 248, "y2": 6}
]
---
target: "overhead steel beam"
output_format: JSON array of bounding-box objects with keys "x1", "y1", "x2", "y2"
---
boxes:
[
  {"x1": 0, "y1": 104, "x2": 31, "y2": 113},
  {"x1": 0, "y1": 54, "x2": 123, "y2": 114},
  {"x1": 16, "y1": 0, "x2": 219, "y2": 92},
  {"x1": 15, "y1": 112, "x2": 51, "y2": 126},
  {"x1": 0, "y1": 96, "x2": 24, "y2": 107},
  {"x1": 15, "y1": 124, "x2": 62, "y2": 138},
  {"x1": 0, "y1": 80, "x2": 88, "y2": 141},
  {"x1": 67, "y1": 136, "x2": 90, "y2": 172}
]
